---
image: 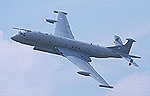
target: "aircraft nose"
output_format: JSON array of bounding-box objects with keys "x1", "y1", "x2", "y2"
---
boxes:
[
  {"x1": 10, "y1": 33, "x2": 20, "y2": 41},
  {"x1": 10, "y1": 36, "x2": 15, "y2": 40}
]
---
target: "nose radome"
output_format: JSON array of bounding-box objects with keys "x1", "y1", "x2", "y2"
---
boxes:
[
  {"x1": 10, "y1": 33, "x2": 19, "y2": 41},
  {"x1": 10, "y1": 35, "x2": 16, "y2": 41},
  {"x1": 11, "y1": 34, "x2": 16, "y2": 39},
  {"x1": 10, "y1": 36, "x2": 14, "y2": 40}
]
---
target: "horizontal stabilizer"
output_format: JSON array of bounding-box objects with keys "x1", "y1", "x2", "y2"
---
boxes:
[
  {"x1": 126, "y1": 38, "x2": 136, "y2": 42},
  {"x1": 99, "y1": 85, "x2": 114, "y2": 89},
  {"x1": 129, "y1": 55, "x2": 141, "y2": 58},
  {"x1": 114, "y1": 51, "x2": 139, "y2": 67}
]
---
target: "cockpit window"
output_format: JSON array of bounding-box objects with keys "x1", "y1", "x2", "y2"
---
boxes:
[{"x1": 19, "y1": 31, "x2": 26, "y2": 36}]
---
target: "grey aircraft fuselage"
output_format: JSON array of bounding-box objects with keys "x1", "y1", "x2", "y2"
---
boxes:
[{"x1": 11, "y1": 31, "x2": 120, "y2": 59}]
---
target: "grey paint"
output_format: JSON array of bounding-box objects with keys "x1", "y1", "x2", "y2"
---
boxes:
[{"x1": 11, "y1": 11, "x2": 140, "y2": 89}]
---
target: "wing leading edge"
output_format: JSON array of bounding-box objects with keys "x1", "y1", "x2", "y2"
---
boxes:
[{"x1": 57, "y1": 47, "x2": 113, "y2": 89}]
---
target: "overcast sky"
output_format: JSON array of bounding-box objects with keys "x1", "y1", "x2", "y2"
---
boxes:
[{"x1": 0, "y1": 0, "x2": 150, "y2": 96}]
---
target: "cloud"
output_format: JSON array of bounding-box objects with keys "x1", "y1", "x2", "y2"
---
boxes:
[
  {"x1": 0, "y1": 31, "x2": 3, "y2": 40},
  {"x1": 1, "y1": 30, "x2": 149, "y2": 96},
  {"x1": 0, "y1": 31, "x2": 92, "y2": 96},
  {"x1": 1, "y1": 86, "x2": 53, "y2": 96},
  {"x1": 0, "y1": 31, "x2": 62, "y2": 96},
  {"x1": 106, "y1": 71, "x2": 150, "y2": 96},
  {"x1": 0, "y1": 32, "x2": 34, "y2": 72}
]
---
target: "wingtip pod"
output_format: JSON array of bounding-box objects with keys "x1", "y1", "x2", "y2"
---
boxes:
[
  {"x1": 12, "y1": 27, "x2": 18, "y2": 30},
  {"x1": 99, "y1": 85, "x2": 114, "y2": 89},
  {"x1": 53, "y1": 10, "x2": 67, "y2": 15},
  {"x1": 77, "y1": 71, "x2": 90, "y2": 76},
  {"x1": 45, "y1": 18, "x2": 57, "y2": 24},
  {"x1": 129, "y1": 55, "x2": 141, "y2": 59}
]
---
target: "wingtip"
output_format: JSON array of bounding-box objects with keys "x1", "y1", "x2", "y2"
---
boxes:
[
  {"x1": 53, "y1": 10, "x2": 67, "y2": 15},
  {"x1": 99, "y1": 85, "x2": 114, "y2": 89},
  {"x1": 12, "y1": 27, "x2": 18, "y2": 30},
  {"x1": 135, "y1": 64, "x2": 139, "y2": 67}
]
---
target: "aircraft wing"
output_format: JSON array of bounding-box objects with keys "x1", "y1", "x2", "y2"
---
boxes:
[
  {"x1": 57, "y1": 47, "x2": 113, "y2": 89},
  {"x1": 53, "y1": 11, "x2": 74, "y2": 39}
]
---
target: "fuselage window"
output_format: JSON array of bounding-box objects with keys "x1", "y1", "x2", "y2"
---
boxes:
[
  {"x1": 88, "y1": 50, "x2": 90, "y2": 52},
  {"x1": 46, "y1": 33, "x2": 48, "y2": 35},
  {"x1": 78, "y1": 48, "x2": 80, "y2": 49},
  {"x1": 49, "y1": 41, "x2": 51, "y2": 43},
  {"x1": 65, "y1": 45, "x2": 67, "y2": 46},
  {"x1": 72, "y1": 46, "x2": 74, "y2": 48}
]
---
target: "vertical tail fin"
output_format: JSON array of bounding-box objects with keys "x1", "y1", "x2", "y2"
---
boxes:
[
  {"x1": 108, "y1": 36, "x2": 136, "y2": 54},
  {"x1": 124, "y1": 38, "x2": 136, "y2": 54}
]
